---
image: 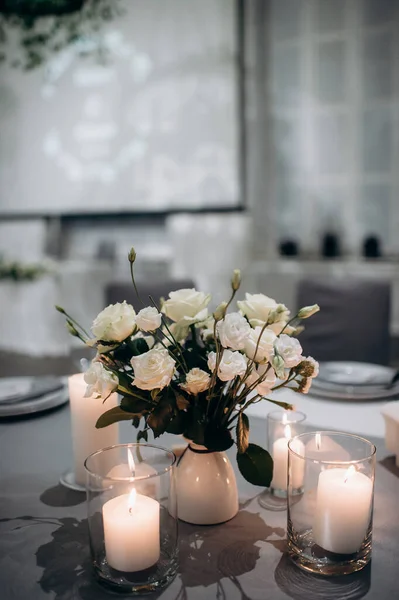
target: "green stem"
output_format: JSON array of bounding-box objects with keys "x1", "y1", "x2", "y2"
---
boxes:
[
  {"x1": 63, "y1": 311, "x2": 90, "y2": 339},
  {"x1": 148, "y1": 295, "x2": 188, "y2": 373}
]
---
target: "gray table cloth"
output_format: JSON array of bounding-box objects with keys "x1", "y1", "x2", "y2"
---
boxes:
[{"x1": 0, "y1": 403, "x2": 398, "y2": 600}]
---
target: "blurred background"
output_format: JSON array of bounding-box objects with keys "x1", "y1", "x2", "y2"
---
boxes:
[{"x1": 0, "y1": 0, "x2": 398, "y2": 372}]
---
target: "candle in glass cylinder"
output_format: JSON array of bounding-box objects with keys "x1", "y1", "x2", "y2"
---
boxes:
[
  {"x1": 68, "y1": 373, "x2": 119, "y2": 486},
  {"x1": 313, "y1": 466, "x2": 373, "y2": 554},
  {"x1": 271, "y1": 425, "x2": 304, "y2": 491},
  {"x1": 103, "y1": 489, "x2": 160, "y2": 572}
]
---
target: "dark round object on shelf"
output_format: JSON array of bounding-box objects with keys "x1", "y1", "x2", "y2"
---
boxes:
[
  {"x1": 279, "y1": 240, "x2": 299, "y2": 257},
  {"x1": 0, "y1": 0, "x2": 84, "y2": 17},
  {"x1": 363, "y1": 235, "x2": 381, "y2": 258},
  {"x1": 321, "y1": 232, "x2": 341, "y2": 258}
]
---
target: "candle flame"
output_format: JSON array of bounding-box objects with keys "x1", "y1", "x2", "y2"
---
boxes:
[
  {"x1": 315, "y1": 433, "x2": 321, "y2": 450},
  {"x1": 282, "y1": 412, "x2": 288, "y2": 425},
  {"x1": 128, "y1": 448, "x2": 136, "y2": 478},
  {"x1": 284, "y1": 424, "x2": 292, "y2": 439},
  {"x1": 344, "y1": 465, "x2": 356, "y2": 484},
  {"x1": 128, "y1": 488, "x2": 137, "y2": 514}
]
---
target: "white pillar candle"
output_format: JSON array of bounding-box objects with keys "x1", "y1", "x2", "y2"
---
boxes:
[
  {"x1": 381, "y1": 402, "x2": 399, "y2": 458},
  {"x1": 271, "y1": 425, "x2": 304, "y2": 491},
  {"x1": 106, "y1": 462, "x2": 158, "y2": 497},
  {"x1": 68, "y1": 373, "x2": 119, "y2": 486},
  {"x1": 313, "y1": 466, "x2": 373, "y2": 554},
  {"x1": 103, "y1": 490, "x2": 160, "y2": 572}
]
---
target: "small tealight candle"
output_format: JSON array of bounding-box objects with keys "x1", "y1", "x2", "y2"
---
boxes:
[
  {"x1": 103, "y1": 488, "x2": 160, "y2": 572},
  {"x1": 313, "y1": 465, "x2": 373, "y2": 555},
  {"x1": 271, "y1": 425, "x2": 305, "y2": 491}
]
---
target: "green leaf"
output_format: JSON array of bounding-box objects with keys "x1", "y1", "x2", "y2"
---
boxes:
[
  {"x1": 131, "y1": 416, "x2": 140, "y2": 428},
  {"x1": 137, "y1": 429, "x2": 148, "y2": 443},
  {"x1": 96, "y1": 406, "x2": 140, "y2": 429},
  {"x1": 236, "y1": 443, "x2": 273, "y2": 487},
  {"x1": 113, "y1": 343, "x2": 134, "y2": 362},
  {"x1": 120, "y1": 396, "x2": 150, "y2": 415},
  {"x1": 166, "y1": 410, "x2": 188, "y2": 435},
  {"x1": 147, "y1": 398, "x2": 174, "y2": 438},
  {"x1": 236, "y1": 413, "x2": 249, "y2": 454},
  {"x1": 129, "y1": 337, "x2": 149, "y2": 356},
  {"x1": 151, "y1": 388, "x2": 161, "y2": 401},
  {"x1": 175, "y1": 393, "x2": 190, "y2": 410}
]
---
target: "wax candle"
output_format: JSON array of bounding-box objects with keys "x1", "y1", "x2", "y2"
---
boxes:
[
  {"x1": 103, "y1": 489, "x2": 160, "y2": 572},
  {"x1": 68, "y1": 373, "x2": 119, "y2": 486},
  {"x1": 381, "y1": 402, "x2": 399, "y2": 463},
  {"x1": 313, "y1": 466, "x2": 373, "y2": 554},
  {"x1": 106, "y1": 461, "x2": 158, "y2": 496},
  {"x1": 271, "y1": 425, "x2": 304, "y2": 491}
]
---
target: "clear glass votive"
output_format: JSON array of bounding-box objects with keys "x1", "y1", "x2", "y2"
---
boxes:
[
  {"x1": 258, "y1": 410, "x2": 306, "y2": 511},
  {"x1": 85, "y1": 443, "x2": 178, "y2": 595},
  {"x1": 287, "y1": 431, "x2": 376, "y2": 576}
]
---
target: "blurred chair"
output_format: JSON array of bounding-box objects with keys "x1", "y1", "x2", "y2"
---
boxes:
[
  {"x1": 105, "y1": 278, "x2": 196, "y2": 311},
  {"x1": 296, "y1": 278, "x2": 391, "y2": 365}
]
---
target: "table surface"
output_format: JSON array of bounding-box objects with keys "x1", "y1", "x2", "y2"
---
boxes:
[{"x1": 0, "y1": 394, "x2": 399, "y2": 600}]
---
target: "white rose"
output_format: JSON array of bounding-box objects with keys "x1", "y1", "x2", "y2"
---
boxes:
[
  {"x1": 161, "y1": 288, "x2": 211, "y2": 324},
  {"x1": 207, "y1": 349, "x2": 247, "y2": 382},
  {"x1": 131, "y1": 348, "x2": 176, "y2": 391},
  {"x1": 136, "y1": 306, "x2": 162, "y2": 332},
  {"x1": 244, "y1": 327, "x2": 276, "y2": 362},
  {"x1": 274, "y1": 334, "x2": 302, "y2": 368},
  {"x1": 84, "y1": 361, "x2": 118, "y2": 398},
  {"x1": 256, "y1": 363, "x2": 277, "y2": 396},
  {"x1": 91, "y1": 301, "x2": 136, "y2": 342},
  {"x1": 216, "y1": 312, "x2": 251, "y2": 350},
  {"x1": 180, "y1": 368, "x2": 211, "y2": 395},
  {"x1": 238, "y1": 293, "x2": 290, "y2": 326}
]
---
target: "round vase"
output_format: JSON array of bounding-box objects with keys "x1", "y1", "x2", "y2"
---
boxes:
[{"x1": 176, "y1": 443, "x2": 239, "y2": 525}]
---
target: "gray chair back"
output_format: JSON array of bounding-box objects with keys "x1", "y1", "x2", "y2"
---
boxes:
[
  {"x1": 296, "y1": 277, "x2": 391, "y2": 365},
  {"x1": 105, "y1": 279, "x2": 196, "y2": 311}
]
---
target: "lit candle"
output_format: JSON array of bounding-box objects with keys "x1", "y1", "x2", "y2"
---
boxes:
[
  {"x1": 313, "y1": 466, "x2": 373, "y2": 554},
  {"x1": 271, "y1": 425, "x2": 304, "y2": 491},
  {"x1": 106, "y1": 455, "x2": 158, "y2": 497},
  {"x1": 68, "y1": 373, "x2": 119, "y2": 486},
  {"x1": 103, "y1": 488, "x2": 160, "y2": 572}
]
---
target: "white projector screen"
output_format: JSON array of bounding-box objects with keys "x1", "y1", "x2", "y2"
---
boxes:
[{"x1": 0, "y1": 0, "x2": 241, "y2": 216}]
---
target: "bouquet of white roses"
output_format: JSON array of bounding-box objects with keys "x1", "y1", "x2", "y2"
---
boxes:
[{"x1": 57, "y1": 247, "x2": 319, "y2": 486}]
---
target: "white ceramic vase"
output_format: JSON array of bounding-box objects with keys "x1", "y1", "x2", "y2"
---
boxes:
[{"x1": 176, "y1": 443, "x2": 239, "y2": 525}]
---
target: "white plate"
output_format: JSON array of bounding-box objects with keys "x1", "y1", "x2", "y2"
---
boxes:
[
  {"x1": 317, "y1": 362, "x2": 395, "y2": 387},
  {"x1": 0, "y1": 376, "x2": 63, "y2": 404},
  {"x1": 309, "y1": 377, "x2": 399, "y2": 401},
  {"x1": 0, "y1": 386, "x2": 69, "y2": 417}
]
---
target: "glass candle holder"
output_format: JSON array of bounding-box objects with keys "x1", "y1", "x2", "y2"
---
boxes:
[
  {"x1": 85, "y1": 443, "x2": 178, "y2": 595},
  {"x1": 259, "y1": 410, "x2": 306, "y2": 511},
  {"x1": 287, "y1": 431, "x2": 376, "y2": 576}
]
